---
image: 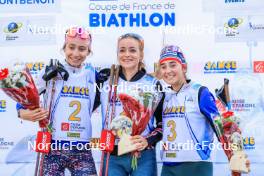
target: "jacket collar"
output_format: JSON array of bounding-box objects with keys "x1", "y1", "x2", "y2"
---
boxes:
[{"x1": 119, "y1": 67, "x2": 146, "y2": 82}]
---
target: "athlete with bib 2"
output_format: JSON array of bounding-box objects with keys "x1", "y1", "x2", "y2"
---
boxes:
[{"x1": 17, "y1": 27, "x2": 101, "y2": 176}]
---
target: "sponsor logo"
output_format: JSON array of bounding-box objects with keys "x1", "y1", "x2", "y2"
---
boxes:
[
  {"x1": 166, "y1": 152, "x2": 177, "y2": 158},
  {"x1": 3, "y1": 22, "x2": 23, "y2": 33},
  {"x1": 0, "y1": 100, "x2": 6, "y2": 112},
  {"x1": 61, "y1": 86, "x2": 89, "y2": 96},
  {"x1": 253, "y1": 61, "x2": 264, "y2": 73},
  {"x1": 61, "y1": 123, "x2": 70, "y2": 131},
  {"x1": 249, "y1": 22, "x2": 264, "y2": 31},
  {"x1": 243, "y1": 137, "x2": 255, "y2": 150},
  {"x1": 163, "y1": 106, "x2": 185, "y2": 117},
  {"x1": 70, "y1": 123, "x2": 85, "y2": 132},
  {"x1": 14, "y1": 62, "x2": 45, "y2": 74},
  {"x1": 67, "y1": 132, "x2": 80, "y2": 138},
  {"x1": 0, "y1": 137, "x2": 14, "y2": 150},
  {"x1": 204, "y1": 61, "x2": 237, "y2": 74},
  {"x1": 3, "y1": 22, "x2": 23, "y2": 41},
  {"x1": 224, "y1": 18, "x2": 243, "y2": 37},
  {"x1": 232, "y1": 99, "x2": 255, "y2": 112}
]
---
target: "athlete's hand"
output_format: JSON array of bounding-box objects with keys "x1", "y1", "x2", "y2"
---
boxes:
[
  {"x1": 246, "y1": 159, "x2": 250, "y2": 172},
  {"x1": 231, "y1": 158, "x2": 250, "y2": 176},
  {"x1": 131, "y1": 135, "x2": 148, "y2": 151},
  {"x1": 19, "y1": 108, "x2": 49, "y2": 122}
]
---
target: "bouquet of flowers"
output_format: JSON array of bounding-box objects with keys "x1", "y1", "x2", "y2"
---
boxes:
[
  {"x1": 215, "y1": 79, "x2": 249, "y2": 176},
  {"x1": 0, "y1": 67, "x2": 48, "y2": 128},
  {"x1": 110, "y1": 115, "x2": 135, "y2": 155},
  {"x1": 116, "y1": 87, "x2": 162, "y2": 169}
]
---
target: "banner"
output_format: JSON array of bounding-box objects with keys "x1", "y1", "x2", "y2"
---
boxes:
[
  {"x1": 87, "y1": 0, "x2": 176, "y2": 28},
  {"x1": 0, "y1": 0, "x2": 263, "y2": 175}
]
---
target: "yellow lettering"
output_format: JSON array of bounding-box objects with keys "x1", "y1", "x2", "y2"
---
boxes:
[
  {"x1": 68, "y1": 86, "x2": 73, "y2": 93},
  {"x1": 171, "y1": 106, "x2": 176, "y2": 113},
  {"x1": 218, "y1": 61, "x2": 225, "y2": 69},
  {"x1": 249, "y1": 137, "x2": 255, "y2": 145},
  {"x1": 181, "y1": 106, "x2": 185, "y2": 113},
  {"x1": 62, "y1": 86, "x2": 68, "y2": 93},
  {"x1": 211, "y1": 62, "x2": 217, "y2": 70},
  {"x1": 74, "y1": 87, "x2": 81, "y2": 94},
  {"x1": 0, "y1": 100, "x2": 6, "y2": 108},
  {"x1": 225, "y1": 62, "x2": 231, "y2": 69},
  {"x1": 39, "y1": 62, "x2": 45, "y2": 70},
  {"x1": 26, "y1": 63, "x2": 33, "y2": 70},
  {"x1": 231, "y1": 61, "x2": 237, "y2": 69},
  {"x1": 85, "y1": 88, "x2": 89, "y2": 95}
]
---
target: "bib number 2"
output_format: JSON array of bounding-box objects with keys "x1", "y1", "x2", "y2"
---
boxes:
[{"x1": 69, "y1": 101, "x2": 81, "y2": 121}]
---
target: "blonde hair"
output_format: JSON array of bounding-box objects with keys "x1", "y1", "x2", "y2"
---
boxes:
[{"x1": 117, "y1": 33, "x2": 145, "y2": 70}]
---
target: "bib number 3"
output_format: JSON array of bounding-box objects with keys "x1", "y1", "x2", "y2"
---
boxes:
[{"x1": 167, "y1": 120, "x2": 177, "y2": 142}]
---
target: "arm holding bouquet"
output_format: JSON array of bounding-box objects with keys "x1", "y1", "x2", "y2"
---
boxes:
[
  {"x1": 0, "y1": 65, "x2": 49, "y2": 127},
  {"x1": 19, "y1": 108, "x2": 48, "y2": 122},
  {"x1": 15, "y1": 59, "x2": 68, "y2": 125},
  {"x1": 116, "y1": 82, "x2": 164, "y2": 151},
  {"x1": 2, "y1": 27, "x2": 99, "y2": 176}
]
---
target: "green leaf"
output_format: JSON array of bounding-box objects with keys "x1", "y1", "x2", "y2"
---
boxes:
[{"x1": 47, "y1": 124, "x2": 53, "y2": 133}]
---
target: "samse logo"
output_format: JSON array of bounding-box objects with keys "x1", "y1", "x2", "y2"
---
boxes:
[
  {"x1": 0, "y1": 100, "x2": 6, "y2": 112},
  {"x1": 204, "y1": 61, "x2": 237, "y2": 74},
  {"x1": 243, "y1": 137, "x2": 255, "y2": 150}
]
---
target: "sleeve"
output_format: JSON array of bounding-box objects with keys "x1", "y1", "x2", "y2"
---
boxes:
[
  {"x1": 198, "y1": 86, "x2": 221, "y2": 140},
  {"x1": 16, "y1": 103, "x2": 25, "y2": 111},
  {"x1": 145, "y1": 81, "x2": 164, "y2": 147},
  {"x1": 198, "y1": 87, "x2": 220, "y2": 121}
]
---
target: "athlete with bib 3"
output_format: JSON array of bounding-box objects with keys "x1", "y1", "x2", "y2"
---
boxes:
[{"x1": 158, "y1": 45, "x2": 250, "y2": 176}]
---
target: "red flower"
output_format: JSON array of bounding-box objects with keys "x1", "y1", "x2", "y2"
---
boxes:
[
  {"x1": 222, "y1": 111, "x2": 234, "y2": 119},
  {"x1": 0, "y1": 68, "x2": 9, "y2": 80}
]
